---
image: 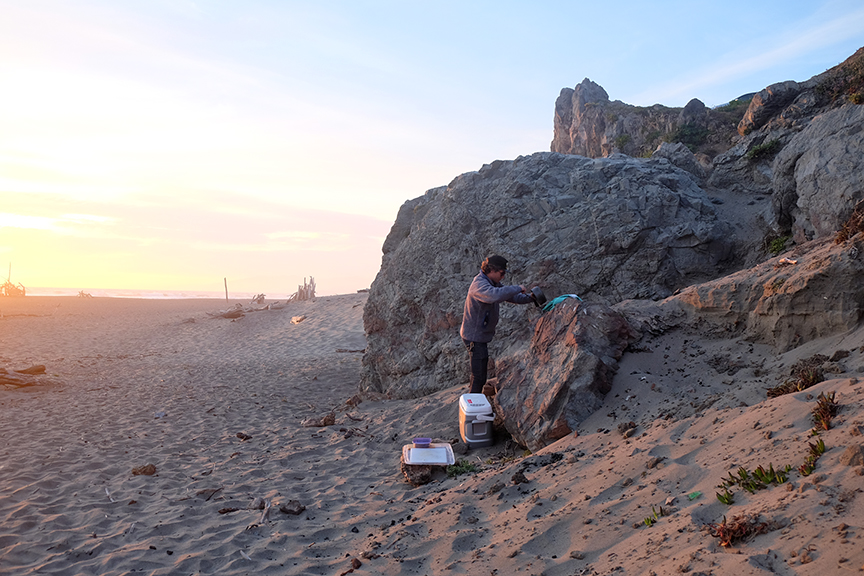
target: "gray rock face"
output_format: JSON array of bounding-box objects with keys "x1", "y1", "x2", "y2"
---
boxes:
[
  {"x1": 707, "y1": 101, "x2": 864, "y2": 243},
  {"x1": 652, "y1": 142, "x2": 707, "y2": 181},
  {"x1": 771, "y1": 104, "x2": 864, "y2": 242},
  {"x1": 554, "y1": 49, "x2": 864, "y2": 250},
  {"x1": 493, "y1": 301, "x2": 637, "y2": 451},
  {"x1": 361, "y1": 152, "x2": 737, "y2": 399},
  {"x1": 706, "y1": 131, "x2": 778, "y2": 197}
]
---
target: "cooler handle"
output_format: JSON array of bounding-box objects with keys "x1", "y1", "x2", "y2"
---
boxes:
[{"x1": 473, "y1": 414, "x2": 495, "y2": 422}]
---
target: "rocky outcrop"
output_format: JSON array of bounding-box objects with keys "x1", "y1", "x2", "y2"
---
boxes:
[
  {"x1": 552, "y1": 79, "x2": 748, "y2": 160},
  {"x1": 493, "y1": 301, "x2": 637, "y2": 451},
  {"x1": 617, "y1": 234, "x2": 864, "y2": 352},
  {"x1": 551, "y1": 79, "x2": 616, "y2": 158},
  {"x1": 704, "y1": 48, "x2": 864, "y2": 243},
  {"x1": 707, "y1": 107, "x2": 864, "y2": 243},
  {"x1": 361, "y1": 152, "x2": 737, "y2": 399},
  {"x1": 737, "y1": 81, "x2": 802, "y2": 135},
  {"x1": 556, "y1": 49, "x2": 864, "y2": 246},
  {"x1": 360, "y1": 46, "x2": 864, "y2": 450}
]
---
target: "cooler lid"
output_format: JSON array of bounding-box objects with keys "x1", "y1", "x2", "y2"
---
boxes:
[{"x1": 459, "y1": 393, "x2": 491, "y2": 414}]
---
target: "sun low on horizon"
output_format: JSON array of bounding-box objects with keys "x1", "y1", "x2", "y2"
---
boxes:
[{"x1": 1, "y1": 1, "x2": 863, "y2": 297}]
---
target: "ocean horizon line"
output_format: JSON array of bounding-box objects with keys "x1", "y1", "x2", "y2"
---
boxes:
[
  {"x1": 11, "y1": 286, "x2": 364, "y2": 300},
  {"x1": 17, "y1": 286, "x2": 270, "y2": 300}
]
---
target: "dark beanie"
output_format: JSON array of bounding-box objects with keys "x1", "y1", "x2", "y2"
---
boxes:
[{"x1": 483, "y1": 255, "x2": 508, "y2": 272}]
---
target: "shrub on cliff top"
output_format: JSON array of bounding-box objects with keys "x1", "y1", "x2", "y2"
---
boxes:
[{"x1": 815, "y1": 47, "x2": 864, "y2": 104}]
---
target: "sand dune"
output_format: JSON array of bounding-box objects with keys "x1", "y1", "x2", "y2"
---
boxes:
[{"x1": 2, "y1": 294, "x2": 863, "y2": 575}]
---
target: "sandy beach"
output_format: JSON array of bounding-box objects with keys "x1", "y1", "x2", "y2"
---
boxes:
[{"x1": 2, "y1": 294, "x2": 864, "y2": 575}]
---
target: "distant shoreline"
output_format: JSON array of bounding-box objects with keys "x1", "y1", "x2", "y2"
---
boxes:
[{"x1": 13, "y1": 287, "x2": 311, "y2": 300}]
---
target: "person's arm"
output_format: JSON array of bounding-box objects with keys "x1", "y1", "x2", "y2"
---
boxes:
[
  {"x1": 470, "y1": 277, "x2": 525, "y2": 304},
  {"x1": 507, "y1": 290, "x2": 534, "y2": 305}
]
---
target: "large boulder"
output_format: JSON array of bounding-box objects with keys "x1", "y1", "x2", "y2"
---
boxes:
[
  {"x1": 771, "y1": 104, "x2": 864, "y2": 242},
  {"x1": 493, "y1": 301, "x2": 638, "y2": 451},
  {"x1": 361, "y1": 152, "x2": 738, "y2": 399},
  {"x1": 737, "y1": 81, "x2": 802, "y2": 136},
  {"x1": 651, "y1": 142, "x2": 707, "y2": 181}
]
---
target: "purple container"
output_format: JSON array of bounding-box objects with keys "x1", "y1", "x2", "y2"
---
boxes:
[{"x1": 413, "y1": 437, "x2": 432, "y2": 449}]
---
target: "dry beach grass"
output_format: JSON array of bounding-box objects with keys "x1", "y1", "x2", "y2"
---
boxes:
[{"x1": 2, "y1": 294, "x2": 864, "y2": 575}]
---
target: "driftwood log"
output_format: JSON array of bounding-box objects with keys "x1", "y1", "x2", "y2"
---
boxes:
[
  {"x1": 0, "y1": 365, "x2": 47, "y2": 388},
  {"x1": 207, "y1": 301, "x2": 288, "y2": 319},
  {"x1": 1, "y1": 280, "x2": 25, "y2": 297},
  {"x1": 300, "y1": 412, "x2": 335, "y2": 427},
  {"x1": 207, "y1": 305, "x2": 245, "y2": 319}
]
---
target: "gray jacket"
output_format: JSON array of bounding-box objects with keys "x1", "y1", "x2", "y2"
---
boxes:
[{"x1": 460, "y1": 272, "x2": 533, "y2": 343}]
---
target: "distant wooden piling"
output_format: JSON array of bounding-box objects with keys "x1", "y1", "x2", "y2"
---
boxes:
[{"x1": 224, "y1": 278, "x2": 228, "y2": 303}]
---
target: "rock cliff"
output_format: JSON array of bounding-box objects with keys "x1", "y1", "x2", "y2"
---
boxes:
[
  {"x1": 362, "y1": 46, "x2": 864, "y2": 449},
  {"x1": 550, "y1": 78, "x2": 748, "y2": 160},
  {"x1": 361, "y1": 152, "x2": 739, "y2": 399}
]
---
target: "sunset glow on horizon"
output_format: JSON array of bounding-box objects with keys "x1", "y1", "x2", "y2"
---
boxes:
[{"x1": 2, "y1": 1, "x2": 863, "y2": 296}]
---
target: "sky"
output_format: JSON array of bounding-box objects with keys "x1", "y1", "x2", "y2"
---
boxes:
[{"x1": 1, "y1": 1, "x2": 863, "y2": 297}]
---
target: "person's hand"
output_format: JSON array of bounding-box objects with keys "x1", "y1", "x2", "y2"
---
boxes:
[{"x1": 519, "y1": 285, "x2": 527, "y2": 293}]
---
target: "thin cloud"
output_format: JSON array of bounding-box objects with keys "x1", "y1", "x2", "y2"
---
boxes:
[
  {"x1": 0, "y1": 213, "x2": 56, "y2": 231},
  {"x1": 60, "y1": 213, "x2": 115, "y2": 225},
  {"x1": 191, "y1": 232, "x2": 362, "y2": 253},
  {"x1": 0, "y1": 210, "x2": 118, "y2": 238}
]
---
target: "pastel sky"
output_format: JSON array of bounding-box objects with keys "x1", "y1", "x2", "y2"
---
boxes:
[{"x1": 1, "y1": 1, "x2": 863, "y2": 297}]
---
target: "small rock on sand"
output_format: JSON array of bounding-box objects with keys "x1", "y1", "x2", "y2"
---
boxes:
[
  {"x1": 131, "y1": 464, "x2": 157, "y2": 476},
  {"x1": 401, "y1": 458, "x2": 434, "y2": 486},
  {"x1": 301, "y1": 412, "x2": 335, "y2": 427},
  {"x1": 511, "y1": 471, "x2": 529, "y2": 484},
  {"x1": 280, "y1": 500, "x2": 306, "y2": 515},
  {"x1": 839, "y1": 445, "x2": 864, "y2": 466}
]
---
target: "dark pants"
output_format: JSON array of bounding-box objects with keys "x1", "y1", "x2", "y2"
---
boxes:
[{"x1": 463, "y1": 339, "x2": 489, "y2": 394}]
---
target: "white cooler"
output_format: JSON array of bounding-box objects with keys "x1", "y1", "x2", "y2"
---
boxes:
[{"x1": 459, "y1": 393, "x2": 495, "y2": 448}]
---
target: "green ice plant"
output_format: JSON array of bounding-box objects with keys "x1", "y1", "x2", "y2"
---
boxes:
[
  {"x1": 799, "y1": 438, "x2": 827, "y2": 476},
  {"x1": 751, "y1": 463, "x2": 789, "y2": 485},
  {"x1": 446, "y1": 459, "x2": 478, "y2": 478},
  {"x1": 642, "y1": 505, "x2": 668, "y2": 527},
  {"x1": 812, "y1": 391, "x2": 838, "y2": 431},
  {"x1": 716, "y1": 487, "x2": 735, "y2": 505}
]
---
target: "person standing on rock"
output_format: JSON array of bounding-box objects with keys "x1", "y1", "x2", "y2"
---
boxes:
[{"x1": 460, "y1": 255, "x2": 534, "y2": 394}]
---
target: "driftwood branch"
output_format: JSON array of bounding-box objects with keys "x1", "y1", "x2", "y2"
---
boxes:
[{"x1": 287, "y1": 277, "x2": 315, "y2": 303}]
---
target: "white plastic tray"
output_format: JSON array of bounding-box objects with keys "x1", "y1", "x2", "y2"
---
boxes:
[{"x1": 402, "y1": 443, "x2": 455, "y2": 466}]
